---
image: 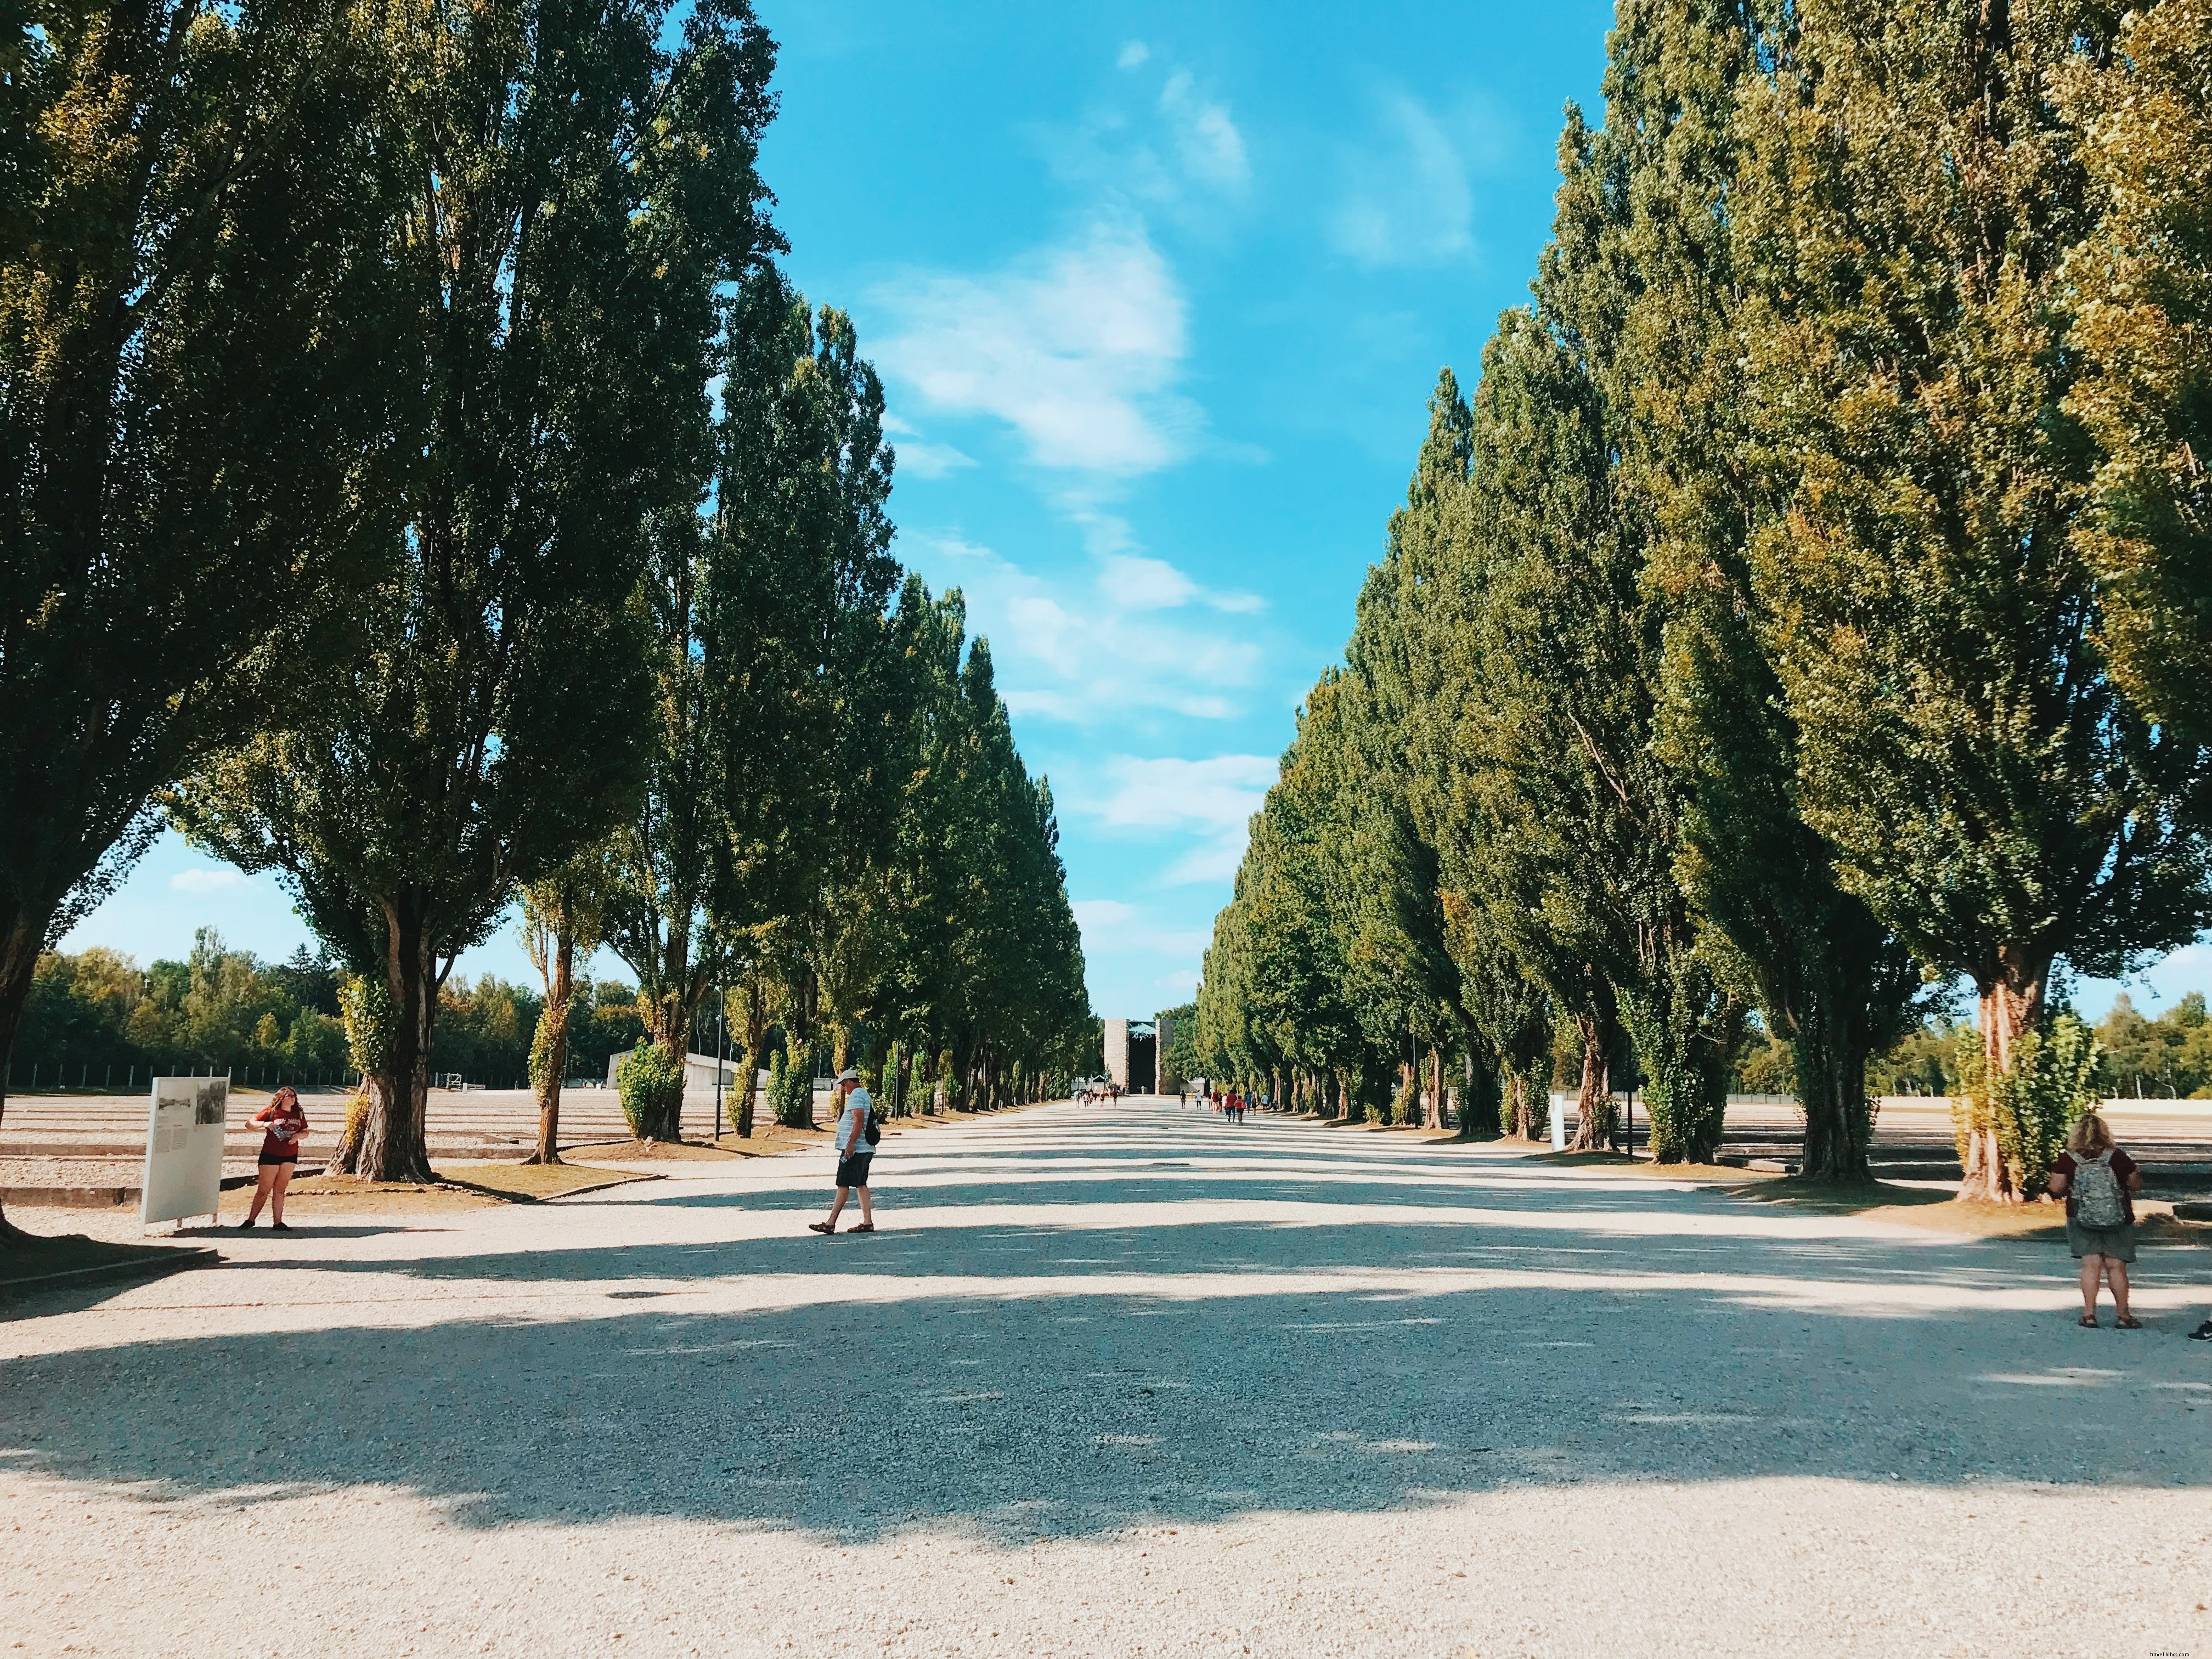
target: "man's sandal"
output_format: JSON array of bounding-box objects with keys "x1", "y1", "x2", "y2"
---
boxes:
[
  {"x1": 2078, "y1": 1314, "x2": 2100, "y2": 1328},
  {"x1": 2115, "y1": 1315, "x2": 2143, "y2": 1330},
  {"x1": 807, "y1": 1221, "x2": 836, "y2": 1234},
  {"x1": 848, "y1": 1222, "x2": 876, "y2": 1233}
]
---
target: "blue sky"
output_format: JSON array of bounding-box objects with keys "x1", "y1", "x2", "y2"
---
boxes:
[{"x1": 60, "y1": 1, "x2": 2212, "y2": 1025}]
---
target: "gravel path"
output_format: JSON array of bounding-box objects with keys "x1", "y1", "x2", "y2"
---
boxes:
[{"x1": 5, "y1": 1100, "x2": 2209, "y2": 1658}]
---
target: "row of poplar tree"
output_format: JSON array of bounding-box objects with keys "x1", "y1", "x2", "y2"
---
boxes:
[
  {"x1": 0, "y1": 1, "x2": 1092, "y2": 1214},
  {"x1": 1194, "y1": 0, "x2": 2212, "y2": 1197}
]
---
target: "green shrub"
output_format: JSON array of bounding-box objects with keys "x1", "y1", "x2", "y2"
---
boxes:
[
  {"x1": 1390, "y1": 1070, "x2": 1419, "y2": 1126},
  {"x1": 337, "y1": 972, "x2": 395, "y2": 1079},
  {"x1": 770, "y1": 1040, "x2": 815, "y2": 1128},
  {"x1": 1952, "y1": 1012, "x2": 2101, "y2": 1195},
  {"x1": 617, "y1": 1040, "x2": 683, "y2": 1140}
]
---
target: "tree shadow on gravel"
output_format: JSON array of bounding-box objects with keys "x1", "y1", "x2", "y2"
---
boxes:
[{"x1": 7, "y1": 1217, "x2": 2207, "y2": 1544}]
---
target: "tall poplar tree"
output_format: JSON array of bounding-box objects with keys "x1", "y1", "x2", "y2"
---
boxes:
[
  {"x1": 0, "y1": 0, "x2": 398, "y2": 1235},
  {"x1": 1735, "y1": 0, "x2": 2212, "y2": 1198},
  {"x1": 176, "y1": 0, "x2": 781, "y2": 1181},
  {"x1": 698, "y1": 269, "x2": 898, "y2": 1133}
]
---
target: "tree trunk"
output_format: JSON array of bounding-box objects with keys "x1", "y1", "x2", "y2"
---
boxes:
[
  {"x1": 642, "y1": 970, "x2": 692, "y2": 1145},
  {"x1": 0, "y1": 914, "x2": 44, "y2": 1244},
  {"x1": 1425, "y1": 1045, "x2": 1444, "y2": 1130},
  {"x1": 1570, "y1": 1018, "x2": 1611, "y2": 1150},
  {"x1": 526, "y1": 931, "x2": 574, "y2": 1165},
  {"x1": 358, "y1": 899, "x2": 437, "y2": 1184},
  {"x1": 1793, "y1": 996, "x2": 1873, "y2": 1183},
  {"x1": 736, "y1": 980, "x2": 764, "y2": 1138},
  {"x1": 325, "y1": 1087, "x2": 368, "y2": 1175},
  {"x1": 1958, "y1": 957, "x2": 2047, "y2": 1203}
]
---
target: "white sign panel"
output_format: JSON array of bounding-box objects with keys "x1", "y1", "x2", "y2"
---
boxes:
[{"x1": 142, "y1": 1076, "x2": 230, "y2": 1226}]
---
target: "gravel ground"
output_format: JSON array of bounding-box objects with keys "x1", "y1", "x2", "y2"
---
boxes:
[{"x1": 5, "y1": 1100, "x2": 2210, "y2": 1659}]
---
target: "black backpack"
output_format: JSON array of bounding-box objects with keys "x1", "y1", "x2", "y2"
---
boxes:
[{"x1": 864, "y1": 1101, "x2": 882, "y2": 1146}]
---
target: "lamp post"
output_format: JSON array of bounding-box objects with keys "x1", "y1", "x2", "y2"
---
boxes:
[{"x1": 713, "y1": 988, "x2": 729, "y2": 1141}]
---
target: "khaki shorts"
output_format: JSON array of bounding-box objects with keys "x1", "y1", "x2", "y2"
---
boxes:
[{"x1": 2067, "y1": 1220, "x2": 2136, "y2": 1263}]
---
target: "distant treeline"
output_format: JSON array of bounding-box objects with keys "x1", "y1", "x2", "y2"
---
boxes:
[
  {"x1": 12, "y1": 930, "x2": 646, "y2": 1092},
  {"x1": 1731, "y1": 997, "x2": 2212, "y2": 1102}
]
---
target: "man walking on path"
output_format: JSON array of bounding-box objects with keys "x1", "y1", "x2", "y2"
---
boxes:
[{"x1": 810, "y1": 1069, "x2": 876, "y2": 1235}]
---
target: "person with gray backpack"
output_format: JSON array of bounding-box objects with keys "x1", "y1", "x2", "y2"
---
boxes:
[
  {"x1": 2048, "y1": 1111, "x2": 2144, "y2": 1329},
  {"x1": 809, "y1": 1069, "x2": 879, "y2": 1235}
]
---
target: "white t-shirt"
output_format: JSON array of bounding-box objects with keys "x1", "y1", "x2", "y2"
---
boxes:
[{"x1": 836, "y1": 1088, "x2": 874, "y2": 1156}]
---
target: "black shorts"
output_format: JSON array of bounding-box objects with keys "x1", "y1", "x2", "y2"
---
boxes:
[
  {"x1": 258, "y1": 1148, "x2": 299, "y2": 1167},
  {"x1": 834, "y1": 1153, "x2": 872, "y2": 1189}
]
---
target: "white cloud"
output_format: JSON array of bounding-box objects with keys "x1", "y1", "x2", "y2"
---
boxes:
[
  {"x1": 170, "y1": 867, "x2": 249, "y2": 894},
  {"x1": 1073, "y1": 899, "x2": 1138, "y2": 930},
  {"x1": 894, "y1": 440, "x2": 977, "y2": 480},
  {"x1": 879, "y1": 412, "x2": 973, "y2": 479},
  {"x1": 872, "y1": 219, "x2": 1194, "y2": 476},
  {"x1": 915, "y1": 532, "x2": 1264, "y2": 726},
  {"x1": 1073, "y1": 898, "x2": 1211, "y2": 961},
  {"x1": 1059, "y1": 753, "x2": 1278, "y2": 887},
  {"x1": 1330, "y1": 91, "x2": 1488, "y2": 268},
  {"x1": 1085, "y1": 754, "x2": 1279, "y2": 831},
  {"x1": 1116, "y1": 40, "x2": 1149, "y2": 70},
  {"x1": 1096, "y1": 552, "x2": 1263, "y2": 616},
  {"x1": 1159, "y1": 72, "x2": 1248, "y2": 190}
]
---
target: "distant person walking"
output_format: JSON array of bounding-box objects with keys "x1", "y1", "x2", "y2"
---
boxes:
[
  {"x1": 239, "y1": 1085, "x2": 306, "y2": 1230},
  {"x1": 810, "y1": 1069, "x2": 877, "y2": 1235},
  {"x1": 2050, "y1": 1111, "x2": 2143, "y2": 1329}
]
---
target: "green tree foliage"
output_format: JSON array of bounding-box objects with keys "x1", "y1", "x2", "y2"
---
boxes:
[
  {"x1": 2059, "y1": 0, "x2": 2212, "y2": 751},
  {"x1": 1196, "y1": 0, "x2": 2212, "y2": 1192},
  {"x1": 1156, "y1": 1002, "x2": 1198, "y2": 1092},
  {"x1": 0, "y1": 0, "x2": 400, "y2": 1228},
  {"x1": 687, "y1": 270, "x2": 900, "y2": 1134},
  {"x1": 867, "y1": 589, "x2": 1092, "y2": 1111},
  {"x1": 171, "y1": 0, "x2": 778, "y2": 1181},
  {"x1": 1734, "y1": 0, "x2": 2212, "y2": 1198},
  {"x1": 617, "y1": 1040, "x2": 684, "y2": 1140},
  {"x1": 2094, "y1": 992, "x2": 2212, "y2": 1099},
  {"x1": 521, "y1": 845, "x2": 617, "y2": 1162},
  {"x1": 1953, "y1": 1011, "x2": 2102, "y2": 1197},
  {"x1": 13, "y1": 932, "x2": 347, "y2": 1087},
  {"x1": 5, "y1": 2, "x2": 1091, "y2": 1232}
]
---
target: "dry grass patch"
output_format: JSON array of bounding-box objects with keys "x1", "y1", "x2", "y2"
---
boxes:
[
  {"x1": 567, "y1": 1137, "x2": 748, "y2": 1162},
  {"x1": 706, "y1": 1122, "x2": 834, "y2": 1158},
  {"x1": 433, "y1": 1161, "x2": 656, "y2": 1199},
  {"x1": 220, "y1": 1175, "x2": 497, "y2": 1215}
]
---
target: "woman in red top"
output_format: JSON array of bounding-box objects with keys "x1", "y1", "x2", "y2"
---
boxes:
[{"x1": 240, "y1": 1085, "x2": 307, "y2": 1230}]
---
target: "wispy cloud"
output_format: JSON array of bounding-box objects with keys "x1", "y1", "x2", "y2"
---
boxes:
[
  {"x1": 882, "y1": 413, "x2": 975, "y2": 481},
  {"x1": 872, "y1": 218, "x2": 1194, "y2": 477},
  {"x1": 913, "y1": 531, "x2": 1264, "y2": 728},
  {"x1": 1072, "y1": 899, "x2": 1138, "y2": 930},
  {"x1": 1062, "y1": 753, "x2": 1278, "y2": 885},
  {"x1": 1035, "y1": 54, "x2": 1250, "y2": 221},
  {"x1": 1330, "y1": 88, "x2": 1504, "y2": 268},
  {"x1": 1072, "y1": 895, "x2": 1210, "y2": 962},
  {"x1": 171, "y1": 867, "x2": 249, "y2": 894},
  {"x1": 1159, "y1": 71, "x2": 1249, "y2": 190}
]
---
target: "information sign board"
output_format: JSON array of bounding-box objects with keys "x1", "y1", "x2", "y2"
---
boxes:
[{"x1": 142, "y1": 1076, "x2": 230, "y2": 1227}]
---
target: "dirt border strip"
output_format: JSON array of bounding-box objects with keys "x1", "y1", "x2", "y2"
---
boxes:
[
  {"x1": 540, "y1": 1174, "x2": 663, "y2": 1203},
  {"x1": 0, "y1": 1246, "x2": 219, "y2": 1302},
  {"x1": 428, "y1": 1170, "x2": 663, "y2": 1205}
]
